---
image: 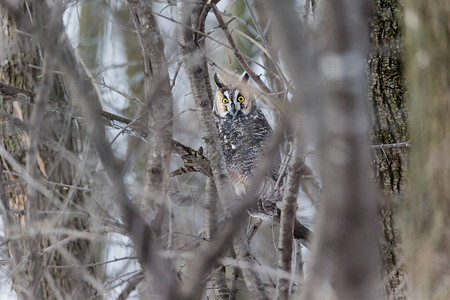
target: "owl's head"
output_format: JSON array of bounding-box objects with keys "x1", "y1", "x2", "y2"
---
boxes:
[{"x1": 213, "y1": 72, "x2": 252, "y2": 118}]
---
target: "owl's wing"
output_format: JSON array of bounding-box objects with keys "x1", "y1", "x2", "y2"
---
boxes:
[
  {"x1": 259, "y1": 114, "x2": 283, "y2": 183},
  {"x1": 270, "y1": 148, "x2": 283, "y2": 182}
]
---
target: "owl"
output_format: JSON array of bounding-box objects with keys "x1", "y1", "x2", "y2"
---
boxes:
[{"x1": 213, "y1": 72, "x2": 282, "y2": 218}]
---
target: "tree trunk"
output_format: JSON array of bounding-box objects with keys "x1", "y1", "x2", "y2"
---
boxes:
[
  {"x1": 368, "y1": 0, "x2": 408, "y2": 298},
  {"x1": 0, "y1": 4, "x2": 97, "y2": 299}
]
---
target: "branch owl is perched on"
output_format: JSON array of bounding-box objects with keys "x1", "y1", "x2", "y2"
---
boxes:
[{"x1": 213, "y1": 72, "x2": 282, "y2": 218}]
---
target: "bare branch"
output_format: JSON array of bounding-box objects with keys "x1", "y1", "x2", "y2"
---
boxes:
[
  {"x1": 127, "y1": 0, "x2": 173, "y2": 240},
  {"x1": 275, "y1": 132, "x2": 306, "y2": 300}
]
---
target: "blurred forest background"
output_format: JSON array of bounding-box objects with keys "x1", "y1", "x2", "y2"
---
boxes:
[{"x1": 0, "y1": 0, "x2": 449, "y2": 299}]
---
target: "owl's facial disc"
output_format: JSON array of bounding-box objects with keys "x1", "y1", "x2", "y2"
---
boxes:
[{"x1": 216, "y1": 88, "x2": 251, "y2": 118}]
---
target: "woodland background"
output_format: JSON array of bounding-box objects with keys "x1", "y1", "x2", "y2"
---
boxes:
[{"x1": 0, "y1": 0, "x2": 449, "y2": 299}]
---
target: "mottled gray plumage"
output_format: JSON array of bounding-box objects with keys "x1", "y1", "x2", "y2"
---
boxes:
[{"x1": 213, "y1": 73, "x2": 281, "y2": 217}]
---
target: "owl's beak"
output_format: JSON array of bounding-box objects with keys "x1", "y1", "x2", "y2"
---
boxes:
[{"x1": 230, "y1": 103, "x2": 237, "y2": 117}]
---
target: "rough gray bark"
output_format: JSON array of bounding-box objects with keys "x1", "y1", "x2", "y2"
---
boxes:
[{"x1": 368, "y1": 0, "x2": 408, "y2": 298}]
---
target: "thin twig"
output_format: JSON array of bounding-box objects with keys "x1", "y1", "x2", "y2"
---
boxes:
[
  {"x1": 154, "y1": 10, "x2": 276, "y2": 79},
  {"x1": 116, "y1": 271, "x2": 145, "y2": 300},
  {"x1": 171, "y1": 60, "x2": 183, "y2": 90},
  {"x1": 109, "y1": 113, "x2": 146, "y2": 146},
  {"x1": 368, "y1": 141, "x2": 410, "y2": 150},
  {"x1": 49, "y1": 256, "x2": 138, "y2": 269},
  {"x1": 210, "y1": 3, "x2": 273, "y2": 95},
  {"x1": 93, "y1": 79, "x2": 144, "y2": 105},
  {"x1": 243, "y1": 0, "x2": 290, "y2": 88}
]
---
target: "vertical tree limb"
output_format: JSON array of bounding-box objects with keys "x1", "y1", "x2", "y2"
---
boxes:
[
  {"x1": 275, "y1": 133, "x2": 305, "y2": 300},
  {"x1": 368, "y1": 1, "x2": 408, "y2": 296},
  {"x1": 127, "y1": 0, "x2": 173, "y2": 236}
]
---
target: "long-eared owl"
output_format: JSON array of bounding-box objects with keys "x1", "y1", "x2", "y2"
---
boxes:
[{"x1": 213, "y1": 72, "x2": 281, "y2": 217}]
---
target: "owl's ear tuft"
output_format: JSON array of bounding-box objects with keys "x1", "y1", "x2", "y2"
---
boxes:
[
  {"x1": 239, "y1": 72, "x2": 250, "y2": 85},
  {"x1": 214, "y1": 73, "x2": 225, "y2": 88}
]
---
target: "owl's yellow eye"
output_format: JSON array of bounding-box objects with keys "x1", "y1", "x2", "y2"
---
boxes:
[
  {"x1": 222, "y1": 98, "x2": 229, "y2": 104},
  {"x1": 237, "y1": 95, "x2": 245, "y2": 102}
]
